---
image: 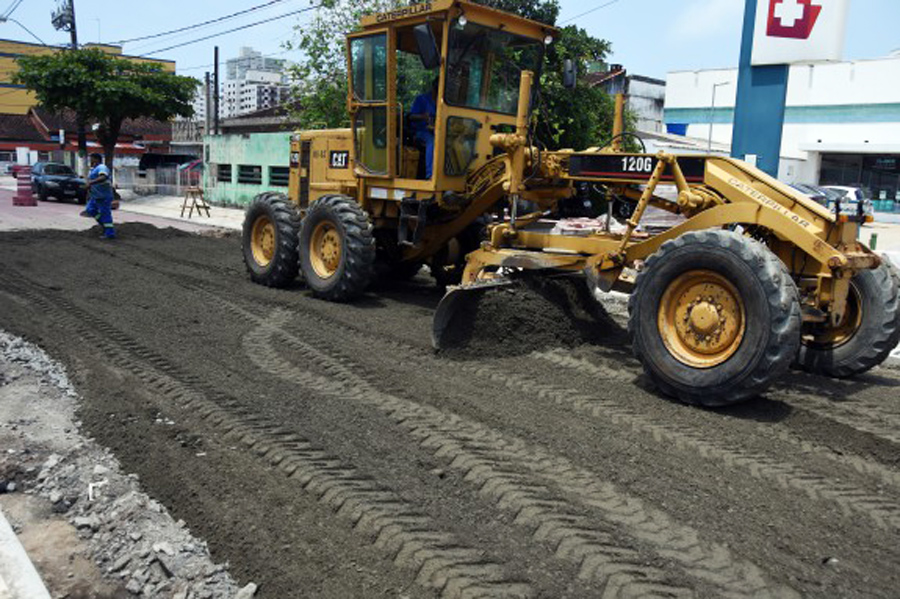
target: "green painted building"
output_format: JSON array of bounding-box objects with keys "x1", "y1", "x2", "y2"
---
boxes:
[{"x1": 203, "y1": 132, "x2": 292, "y2": 206}]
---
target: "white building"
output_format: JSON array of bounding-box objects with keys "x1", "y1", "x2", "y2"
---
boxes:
[
  {"x1": 222, "y1": 53, "x2": 292, "y2": 119},
  {"x1": 226, "y1": 47, "x2": 287, "y2": 82},
  {"x1": 589, "y1": 68, "x2": 666, "y2": 135},
  {"x1": 664, "y1": 54, "x2": 900, "y2": 201}
]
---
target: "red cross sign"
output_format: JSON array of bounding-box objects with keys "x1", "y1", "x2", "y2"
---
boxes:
[{"x1": 766, "y1": 0, "x2": 823, "y2": 40}]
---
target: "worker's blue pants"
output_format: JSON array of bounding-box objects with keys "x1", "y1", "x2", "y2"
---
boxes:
[
  {"x1": 415, "y1": 130, "x2": 434, "y2": 179},
  {"x1": 85, "y1": 196, "x2": 115, "y2": 238}
]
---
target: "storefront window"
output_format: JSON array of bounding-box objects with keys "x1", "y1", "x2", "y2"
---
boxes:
[{"x1": 820, "y1": 153, "x2": 900, "y2": 207}]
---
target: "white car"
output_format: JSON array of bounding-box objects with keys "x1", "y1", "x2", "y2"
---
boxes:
[{"x1": 821, "y1": 185, "x2": 874, "y2": 217}]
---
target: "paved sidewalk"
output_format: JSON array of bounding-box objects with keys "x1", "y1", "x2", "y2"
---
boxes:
[
  {"x1": 0, "y1": 189, "x2": 244, "y2": 234},
  {"x1": 118, "y1": 194, "x2": 243, "y2": 231}
]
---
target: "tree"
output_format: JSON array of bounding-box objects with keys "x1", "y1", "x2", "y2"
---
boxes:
[
  {"x1": 14, "y1": 48, "x2": 198, "y2": 172},
  {"x1": 286, "y1": 0, "x2": 403, "y2": 129},
  {"x1": 538, "y1": 24, "x2": 615, "y2": 150},
  {"x1": 287, "y1": 0, "x2": 617, "y2": 149},
  {"x1": 476, "y1": 0, "x2": 615, "y2": 150}
]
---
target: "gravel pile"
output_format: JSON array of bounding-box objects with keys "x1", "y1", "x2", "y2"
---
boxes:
[
  {"x1": 437, "y1": 277, "x2": 629, "y2": 358},
  {"x1": 0, "y1": 331, "x2": 255, "y2": 598}
]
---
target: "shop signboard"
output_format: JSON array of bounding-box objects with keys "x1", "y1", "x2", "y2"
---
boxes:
[{"x1": 752, "y1": 0, "x2": 850, "y2": 66}]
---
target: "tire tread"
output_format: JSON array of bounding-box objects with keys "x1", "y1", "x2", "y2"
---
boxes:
[
  {"x1": 242, "y1": 192, "x2": 301, "y2": 288},
  {"x1": 299, "y1": 195, "x2": 376, "y2": 302},
  {"x1": 628, "y1": 229, "x2": 801, "y2": 406}
]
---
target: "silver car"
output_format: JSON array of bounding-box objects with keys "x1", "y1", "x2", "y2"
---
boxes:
[{"x1": 820, "y1": 185, "x2": 874, "y2": 217}]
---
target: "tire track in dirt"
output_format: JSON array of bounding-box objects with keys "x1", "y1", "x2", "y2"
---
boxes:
[
  {"x1": 541, "y1": 345, "x2": 900, "y2": 490},
  {"x1": 128, "y1": 237, "x2": 900, "y2": 447},
  {"x1": 768, "y1": 389, "x2": 900, "y2": 445},
  {"x1": 223, "y1": 296, "x2": 793, "y2": 599},
  {"x1": 763, "y1": 427, "x2": 900, "y2": 489},
  {"x1": 68, "y1": 237, "x2": 892, "y2": 596},
  {"x1": 0, "y1": 270, "x2": 534, "y2": 599},
  {"x1": 241, "y1": 309, "x2": 696, "y2": 599},
  {"x1": 66, "y1": 240, "x2": 900, "y2": 530},
  {"x1": 517, "y1": 350, "x2": 900, "y2": 530}
]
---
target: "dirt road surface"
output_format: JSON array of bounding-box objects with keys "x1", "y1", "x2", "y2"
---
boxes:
[{"x1": 1, "y1": 218, "x2": 898, "y2": 598}]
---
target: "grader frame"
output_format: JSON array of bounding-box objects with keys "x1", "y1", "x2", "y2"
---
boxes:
[{"x1": 242, "y1": 0, "x2": 897, "y2": 407}]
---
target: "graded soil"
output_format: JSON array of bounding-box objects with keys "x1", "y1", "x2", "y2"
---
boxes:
[{"x1": 1, "y1": 224, "x2": 899, "y2": 598}]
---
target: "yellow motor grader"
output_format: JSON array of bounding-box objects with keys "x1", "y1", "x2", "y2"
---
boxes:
[{"x1": 241, "y1": 0, "x2": 899, "y2": 406}]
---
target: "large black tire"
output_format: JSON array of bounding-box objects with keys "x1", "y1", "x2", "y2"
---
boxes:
[
  {"x1": 37, "y1": 186, "x2": 49, "y2": 202},
  {"x1": 242, "y1": 192, "x2": 301, "y2": 288},
  {"x1": 629, "y1": 230, "x2": 801, "y2": 407},
  {"x1": 795, "y1": 258, "x2": 900, "y2": 377},
  {"x1": 299, "y1": 195, "x2": 375, "y2": 301}
]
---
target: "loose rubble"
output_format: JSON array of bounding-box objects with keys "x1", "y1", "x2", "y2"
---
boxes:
[{"x1": 0, "y1": 331, "x2": 254, "y2": 598}]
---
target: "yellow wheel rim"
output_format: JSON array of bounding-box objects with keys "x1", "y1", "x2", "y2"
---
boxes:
[
  {"x1": 309, "y1": 221, "x2": 342, "y2": 279},
  {"x1": 658, "y1": 270, "x2": 746, "y2": 369},
  {"x1": 802, "y1": 284, "x2": 863, "y2": 349},
  {"x1": 250, "y1": 215, "x2": 276, "y2": 267}
]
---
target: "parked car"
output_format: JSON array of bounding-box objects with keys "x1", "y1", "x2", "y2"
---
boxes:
[
  {"x1": 31, "y1": 162, "x2": 87, "y2": 203},
  {"x1": 789, "y1": 183, "x2": 833, "y2": 207},
  {"x1": 821, "y1": 185, "x2": 875, "y2": 217}
]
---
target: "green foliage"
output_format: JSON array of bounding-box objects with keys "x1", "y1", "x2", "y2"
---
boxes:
[
  {"x1": 479, "y1": 0, "x2": 616, "y2": 149},
  {"x1": 286, "y1": 0, "x2": 404, "y2": 129},
  {"x1": 537, "y1": 24, "x2": 614, "y2": 150},
  {"x1": 14, "y1": 48, "x2": 198, "y2": 164},
  {"x1": 287, "y1": 0, "x2": 618, "y2": 149},
  {"x1": 473, "y1": 0, "x2": 560, "y2": 27}
]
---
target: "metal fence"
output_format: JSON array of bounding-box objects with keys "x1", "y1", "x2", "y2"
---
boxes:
[{"x1": 114, "y1": 166, "x2": 202, "y2": 197}]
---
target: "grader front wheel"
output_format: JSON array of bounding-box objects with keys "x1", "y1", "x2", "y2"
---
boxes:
[
  {"x1": 298, "y1": 195, "x2": 376, "y2": 302},
  {"x1": 629, "y1": 230, "x2": 801, "y2": 407}
]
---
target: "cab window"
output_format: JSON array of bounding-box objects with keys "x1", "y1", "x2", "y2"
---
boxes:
[{"x1": 444, "y1": 19, "x2": 542, "y2": 115}]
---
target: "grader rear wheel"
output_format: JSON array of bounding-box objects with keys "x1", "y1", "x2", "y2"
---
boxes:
[
  {"x1": 241, "y1": 192, "x2": 301, "y2": 288},
  {"x1": 629, "y1": 230, "x2": 801, "y2": 407},
  {"x1": 795, "y1": 259, "x2": 900, "y2": 378},
  {"x1": 299, "y1": 195, "x2": 376, "y2": 302}
]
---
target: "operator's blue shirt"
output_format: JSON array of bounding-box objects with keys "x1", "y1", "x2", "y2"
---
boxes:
[
  {"x1": 410, "y1": 92, "x2": 436, "y2": 137},
  {"x1": 89, "y1": 164, "x2": 113, "y2": 201}
]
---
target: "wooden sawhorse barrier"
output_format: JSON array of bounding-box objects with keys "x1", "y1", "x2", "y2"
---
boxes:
[{"x1": 181, "y1": 187, "x2": 211, "y2": 218}]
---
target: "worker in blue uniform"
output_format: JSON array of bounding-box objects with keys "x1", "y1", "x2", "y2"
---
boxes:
[
  {"x1": 81, "y1": 153, "x2": 116, "y2": 239},
  {"x1": 409, "y1": 78, "x2": 438, "y2": 179}
]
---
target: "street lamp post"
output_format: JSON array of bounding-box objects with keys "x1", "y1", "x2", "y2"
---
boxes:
[{"x1": 708, "y1": 81, "x2": 731, "y2": 152}]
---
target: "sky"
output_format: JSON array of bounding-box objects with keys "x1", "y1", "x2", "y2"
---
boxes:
[{"x1": 2, "y1": 0, "x2": 898, "y2": 82}]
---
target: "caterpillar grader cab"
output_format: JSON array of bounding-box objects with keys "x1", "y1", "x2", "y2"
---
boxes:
[{"x1": 242, "y1": 0, "x2": 900, "y2": 406}]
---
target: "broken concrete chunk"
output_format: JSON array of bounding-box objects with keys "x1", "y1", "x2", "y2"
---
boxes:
[
  {"x1": 153, "y1": 541, "x2": 176, "y2": 556},
  {"x1": 110, "y1": 554, "x2": 131, "y2": 573},
  {"x1": 234, "y1": 582, "x2": 258, "y2": 598}
]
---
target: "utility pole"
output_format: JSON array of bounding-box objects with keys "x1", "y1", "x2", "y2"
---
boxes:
[
  {"x1": 213, "y1": 46, "x2": 220, "y2": 135},
  {"x1": 205, "y1": 72, "x2": 212, "y2": 137},
  {"x1": 52, "y1": 0, "x2": 87, "y2": 175}
]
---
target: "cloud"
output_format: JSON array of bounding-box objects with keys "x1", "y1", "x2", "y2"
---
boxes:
[{"x1": 670, "y1": 0, "x2": 745, "y2": 41}]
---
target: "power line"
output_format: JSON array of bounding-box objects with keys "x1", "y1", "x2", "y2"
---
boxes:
[
  {"x1": 109, "y1": 0, "x2": 293, "y2": 45},
  {"x1": 559, "y1": 0, "x2": 624, "y2": 25},
  {"x1": 139, "y1": 6, "x2": 319, "y2": 57},
  {"x1": 3, "y1": 17, "x2": 47, "y2": 45},
  {"x1": 2, "y1": 0, "x2": 26, "y2": 19},
  {"x1": 178, "y1": 48, "x2": 293, "y2": 73}
]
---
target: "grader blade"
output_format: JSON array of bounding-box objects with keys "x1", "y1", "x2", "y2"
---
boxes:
[{"x1": 431, "y1": 279, "x2": 512, "y2": 350}]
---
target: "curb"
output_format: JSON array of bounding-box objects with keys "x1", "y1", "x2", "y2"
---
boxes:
[{"x1": 0, "y1": 506, "x2": 52, "y2": 599}]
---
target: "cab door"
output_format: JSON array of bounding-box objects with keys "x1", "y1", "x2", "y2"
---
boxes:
[{"x1": 347, "y1": 29, "x2": 396, "y2": 178}]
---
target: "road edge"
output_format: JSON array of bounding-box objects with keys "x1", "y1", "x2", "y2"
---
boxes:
[{"x1": 0, "y1": 506, "x2": 52, "y2": 599}]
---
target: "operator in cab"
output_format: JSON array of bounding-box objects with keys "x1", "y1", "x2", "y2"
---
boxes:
[{"x1": 409, "y1": 77, "x2": 438, "y2": 179}]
